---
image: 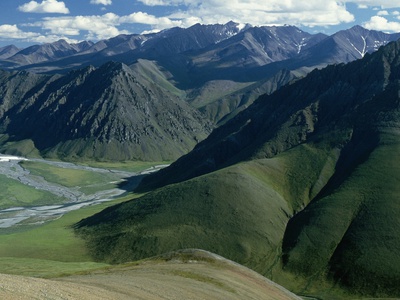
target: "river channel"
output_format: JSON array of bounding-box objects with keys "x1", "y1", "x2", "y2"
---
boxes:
[{"x1": 0, "y1": 154, "x2": 162, "y2": 229}]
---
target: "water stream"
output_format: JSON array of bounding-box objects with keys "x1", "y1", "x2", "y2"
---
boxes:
[{"x1": 0, "y1": 154, "x2": 160, "y2": 229}]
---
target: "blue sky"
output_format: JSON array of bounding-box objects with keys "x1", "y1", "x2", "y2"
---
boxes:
[{"x1": 1, "y1": 0, "x2": 400, "y2": 48}]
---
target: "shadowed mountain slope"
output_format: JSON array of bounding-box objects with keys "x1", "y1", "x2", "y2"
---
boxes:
[
  {"x1": 0, "y1": 62, "x2": 212, "y2": 161},
  {"x1": 76, "y1": 40, "x2": 400, "y2": 298}
]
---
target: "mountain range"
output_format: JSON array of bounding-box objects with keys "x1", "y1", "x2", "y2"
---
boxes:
[
  {"x1": 0, "y1": 20, "x2": 400, "y2": 299},
  {"x1": 75, "y1": 33, "x2": 400, "y2": 298},
  {"x1": 1, "y1": 23, "x2": 400, "y2": 162}
]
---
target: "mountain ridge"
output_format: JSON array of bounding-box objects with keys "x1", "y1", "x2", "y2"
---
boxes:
[{"x1": 0, "y1": 61, "x2": 212, "y2": 161}]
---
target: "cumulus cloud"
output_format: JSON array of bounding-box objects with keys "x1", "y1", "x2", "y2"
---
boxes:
[
  {"x1": 363, "y1": 15, "x2": 400, "y2": 32},
  {"x1": 350, "y1": 1, "x2": 400, "y2": 8},
  {"x1": 120, "y1": 12, "x2": 181, "y2": 27},
  {"x1": 18, "y1": 0, "x2": 70, "y2": 14},
  {"x1": 35, "y1": 13, "x2": 124, "y2": 40},
  {"x1": 31, "y1": 34, "x2": 79, "y2": 44},
  {"x1": 0, "y1": 24, "x2": 80, "y2": 44},
  {"x1": 90, "y1": 0, "x2": 112, "y2": 5},
  {"x1": 27, "y1": 11, "x2": 189, "y2": 41},
  {"x1": 161, "y1": 0, "x2": 355, "y2": 28},
  {"x1": 138, "y1": 0, "x2": 177, "y2": 5},
  {"x1": 377, "y1": 10, "x2": 389, "y2": 16},
  {"x1": 0, "y1": 24, "x2": 38, "y2": 39}
]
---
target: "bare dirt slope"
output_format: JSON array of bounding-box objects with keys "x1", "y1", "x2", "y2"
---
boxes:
[{"x1": 0, "y1": 250, "x2": 300, "y2": 300}]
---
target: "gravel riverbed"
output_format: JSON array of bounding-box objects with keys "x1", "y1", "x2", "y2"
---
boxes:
[{"x1": 0, "y1": 154, "x2": 154, "y2": 229}]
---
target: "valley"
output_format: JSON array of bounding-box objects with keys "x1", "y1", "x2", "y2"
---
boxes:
[
  {"x1": 0, "y1": 154, "x2": 159, "y2": 229},
  {"x1": 0, "y1": 156, "x2": 301, "y2": 300},
  {"x1": 1, "y1": 21, "x2": 400, "y2": 299}
]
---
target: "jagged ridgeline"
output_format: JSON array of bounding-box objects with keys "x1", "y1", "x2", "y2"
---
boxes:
[
  {"x1": 77, "y1": 39, "x2": 400, "y2": 298},
  {"x1": 0, "y1": 62, "x2": 212, "y2": 161}
]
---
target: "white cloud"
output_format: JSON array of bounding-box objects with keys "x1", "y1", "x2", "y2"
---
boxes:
[
  {"x1": 138, "y1": 0, "x2": 174, "y2": 5},
  {"x1": 350, "y1": 1, "x2": 400, "y2": 8},
  {"x1": 120, "y1": 12, "x2": 181, "y2": 27},
  {"x1": 159, "y1": 1, "x2": 355, "y2": 28},
  {"x1": 31, "y1": 35, "x2": 79, "y2": 44},
  {"x1": 18, "y1": 0, "x2": 70, "y2": 14},
  {"x1": 0, "y1": 25, "x2": 38, "y2": 39},
  {"x1": 90, "y1": 0, "x2": 112, "y2": 5},
  {"x1": 363, "y1": 15, "x2": 400, "y2": 32},
  {"x1": 0, "y1": 24, "x2": 80, "y2": 44},
  {"x1": 377, "y1": 10, "x2": 389, "y2": 16},
  {"x1": 26, "y1": 11, "x2": 188, "y2": 41},
  {"x1": 35, "y1": 13, "x2": 124, "y2": 40}
]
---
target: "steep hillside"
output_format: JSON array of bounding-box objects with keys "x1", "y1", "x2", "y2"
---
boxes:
[
  {"x1": 0, "y1": 62, "x2": 211, "y2": 161},
  {"x1": 0, "y1": 69, "x2": 53, "y2": 121},
  {"x1": 75, "y1": 40, "x2": 400, "y2": 298}
]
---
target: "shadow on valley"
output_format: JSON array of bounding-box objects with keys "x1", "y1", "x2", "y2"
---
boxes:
[{"x1": 117, "y1": 174, "x2": 147, "y2": 193}]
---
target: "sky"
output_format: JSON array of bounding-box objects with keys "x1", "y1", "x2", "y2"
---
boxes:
[{"x1": 2, "y1": 0, "x2": 400, "y2": 48}]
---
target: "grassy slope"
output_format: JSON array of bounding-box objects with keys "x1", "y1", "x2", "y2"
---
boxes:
[
  {"x1": 283, "y1": 130, "x2": 400, "y2": 297},
  {"x1": 77, "y1": 162, "x2": 290, "y2": 270},
  {"x1": 0, "y1": 194, "x2": 140, "y2": 277},
  {"x1": 0, "y1": 250, "x2": 301, "y2": 300},
  {"x1": 75, "y1": 143, "x2": 339, "y2": 284},
  {"x1": 76, "y1": 136, "x2": 400, "y2": 298},
  {"x1": 0, "y1": 135, "x2": 41, "y2": 158}
]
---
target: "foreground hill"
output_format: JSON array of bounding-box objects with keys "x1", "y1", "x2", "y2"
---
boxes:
[
  {"x1": 77, "y1": 39, "x2": 400, "y2": 298},
  {"x1": 0, "y1": 249, "x2": 300, "y2": 300},
  {"x1": 0, "y1": 62, "x2": 211, "y2": 161}
]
